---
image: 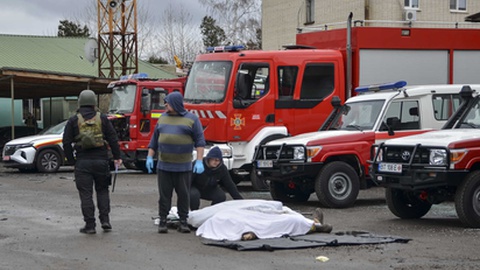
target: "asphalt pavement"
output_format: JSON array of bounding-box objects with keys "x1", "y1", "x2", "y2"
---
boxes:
[{"x1": 0, "y1": 164, "x2": 479, "y2": 270}]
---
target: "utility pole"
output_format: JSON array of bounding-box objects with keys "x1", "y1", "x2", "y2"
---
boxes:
[{"x1": 97, "y1": 0, "x2": 138, "y2": 78}]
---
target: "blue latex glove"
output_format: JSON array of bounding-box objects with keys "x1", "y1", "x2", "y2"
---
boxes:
[
  {"x1": 193, "y1": 160, "x2": 204, "y2": 174},
  {"x1": 146, "y1": 156, "x2": 154, "y2": 174}
]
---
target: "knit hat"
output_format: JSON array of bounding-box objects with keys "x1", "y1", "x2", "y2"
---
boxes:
[{"x1": 206, "y1": 146, "x2": 223, "y2": 161}]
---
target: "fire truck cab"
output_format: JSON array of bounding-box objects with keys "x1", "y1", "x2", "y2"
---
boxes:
[
  {"x1": 107, "y1": 74, "x2": 184, "y2": 170},
  {"x1": 184, "y1": 46, "x2": 347, "y2": 189}
]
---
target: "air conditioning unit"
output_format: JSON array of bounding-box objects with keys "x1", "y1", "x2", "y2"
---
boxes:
[{"x1": 404, "y1": 9, "x2": 417, "y2": 21}]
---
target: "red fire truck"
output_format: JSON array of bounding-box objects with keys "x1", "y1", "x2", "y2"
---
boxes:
[
  {"x1": 107, "y1": 74, "x2": 184, "y2": 170},
  {"x1": 182, "y1": 23, "x2": 480, "y2": 190}
]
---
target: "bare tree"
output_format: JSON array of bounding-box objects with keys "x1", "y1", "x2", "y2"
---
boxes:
[
  {"x1": 155, "y1": 4, "x2": 203, "y2": 64},
  {"x1": 199, "y1": 0, "x2": 261, "y2": 47}
]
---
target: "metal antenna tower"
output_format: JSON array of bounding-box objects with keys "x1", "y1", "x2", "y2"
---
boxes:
[{"x1": 97, "y1": 0, "x2": 138, "y2": 78}]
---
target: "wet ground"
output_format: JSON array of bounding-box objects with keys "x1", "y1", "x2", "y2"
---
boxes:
[{"x1": 0, "y1": 164, "x2": 479, "y2": 270}]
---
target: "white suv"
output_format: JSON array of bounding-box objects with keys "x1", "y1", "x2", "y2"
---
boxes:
[{"x1": 2, "y1": 121, "x2": 70, "y2": 173}]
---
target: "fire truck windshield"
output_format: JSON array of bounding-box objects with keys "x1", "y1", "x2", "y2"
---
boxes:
[
  {"x1": 336, "y1": 100, "x2": 385, "y2": 131},
  {"x1": 109, "y1": 84, "x2": 136, "y2": 114},
  {"x1": 184, "y1": 61, "x2": 232, "y2": 104}
]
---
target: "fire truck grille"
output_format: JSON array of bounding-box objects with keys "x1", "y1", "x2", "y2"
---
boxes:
[{"x1": 382, "y1": 146, "x2": 430, "y2": 164}]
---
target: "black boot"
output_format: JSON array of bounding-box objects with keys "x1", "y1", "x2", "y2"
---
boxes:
[
  {"x1": 177, "y1": 220, "x2": 190, "y2": 233},
  {"x1": 79, "y1": 225, "x2": 96, "y2": 234},
  {"x1": 158, "y1": 219, "x2": 168, "y2": 234}
]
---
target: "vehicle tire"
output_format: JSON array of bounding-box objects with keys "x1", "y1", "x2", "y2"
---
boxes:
[
  {"x1": 251, "y1": 166, "x2": 269, "y2": 191},
  {"x1": 454, "y1": 170, "x2": 480, "y2": 228},
  {"x1": 315, "y1": 161, "x2": 360, "y2": 208},
  {"x1": 36, "y1": 149, "x2": 61, "y2": 173},
  {"x1": 269, "y1": 181, "x2": 310, "y2": 203},
  {"x1": 385, "y1": 188, "x2": 432, "y2": 219}
]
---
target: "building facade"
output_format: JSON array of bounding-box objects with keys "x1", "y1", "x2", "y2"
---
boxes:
[{"x1": 262, "y1": 0, "x2": 480, "y2": 50}]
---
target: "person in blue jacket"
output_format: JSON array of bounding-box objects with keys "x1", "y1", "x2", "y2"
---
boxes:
[
  {"x1": 146, "y1": 91, "x2": 205, "y2": 234},
  {"x1": 190, "y1": 146, "x2": 243, "y2": 210}
]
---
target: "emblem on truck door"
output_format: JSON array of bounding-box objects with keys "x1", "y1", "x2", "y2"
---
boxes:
[{"x1": 231, "y1": 114, "x2": 245, "y2": 130}]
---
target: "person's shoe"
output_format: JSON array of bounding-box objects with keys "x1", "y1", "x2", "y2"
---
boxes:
[
  {"x1": 313, "y1": 208, "x2": 324, "y2": 224},
  {"x1": 158, "y1": 220, "x2": 168, "y2": 234},
  {"x1": 177, "y1": 221, "x2": 190, "y2": 233},
  {"x1": 101, "y1": 222, "x2": 112, "y2": 232},
  {"x1": 314, "y1": 223, "x2": 333, "y2": 233},
  {"x1": 79, "y1": 226, "x2": 96, "y2": 234}
]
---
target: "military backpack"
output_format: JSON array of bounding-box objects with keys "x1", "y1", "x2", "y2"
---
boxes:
[{"x1": 75, "y1": 112, "x2": 104, "y2": 149}]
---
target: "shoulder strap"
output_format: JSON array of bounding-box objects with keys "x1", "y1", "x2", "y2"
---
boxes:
[{"x1": 77, "y1": 113, "x2": 85, "y2": 124}]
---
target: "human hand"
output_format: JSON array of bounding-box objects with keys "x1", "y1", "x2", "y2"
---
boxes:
[
  {"x1": 193, "y1": 160, "x2": 204, "y2": 174},
  {"x1": 146, "y1": 156, "x2": 154, "y2": 174}
]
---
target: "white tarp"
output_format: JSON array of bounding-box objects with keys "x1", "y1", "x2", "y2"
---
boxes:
[{"x1": 185, "y1": 199, "x2": 314, "y2": 241}]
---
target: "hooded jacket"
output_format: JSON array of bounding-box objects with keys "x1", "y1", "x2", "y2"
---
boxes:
[
  {"x1": 191, "y1": 147, "x2": 243, "y2": 200},
  {"x1": 148, "y1": 91, "x2": 206, "y2": 172}
]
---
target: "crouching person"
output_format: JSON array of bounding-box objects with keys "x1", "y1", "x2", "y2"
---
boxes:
[{"x1": 190, "y1": 146, "x2": 243, "y2": 211}]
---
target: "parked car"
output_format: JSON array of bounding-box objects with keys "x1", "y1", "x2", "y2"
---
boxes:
[
  {"x1": 0, "y1": 126, "x2": 42, "y2": 155},
  {"x1": 2, "y1": 121, "x2": 69, "y2": 173}
]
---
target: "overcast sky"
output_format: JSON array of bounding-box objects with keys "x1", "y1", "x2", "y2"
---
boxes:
[{"x1": 0, "y1": 0, "x2": 207, "y2": 36}]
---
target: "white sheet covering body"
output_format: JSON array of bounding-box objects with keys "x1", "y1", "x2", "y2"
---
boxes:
[{"x1": 187, "y1": 199, "x2": 314, "y2": 241}]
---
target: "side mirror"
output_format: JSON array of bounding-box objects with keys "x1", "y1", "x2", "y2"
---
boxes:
[{"x1": 330, "y1": 96, "x2": 342, "y2": 108}]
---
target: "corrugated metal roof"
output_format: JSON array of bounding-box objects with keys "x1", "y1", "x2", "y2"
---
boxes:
[{"x1": 0, "y1": 34, "x2": 176, "y2": 79}]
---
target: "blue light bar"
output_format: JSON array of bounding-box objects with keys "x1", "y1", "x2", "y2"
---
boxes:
[
  {"x1": 354, "y1": 81, "x2": 407, "y2": 93},
  {"x1": 119, "y1": 73, "x2": 148, "y2": 80},
  {"x1": 206, "y1": 45, "x2": 245, "y2": 53}
]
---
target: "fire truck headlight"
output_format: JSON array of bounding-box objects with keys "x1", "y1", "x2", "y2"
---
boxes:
[
  {"x1": 429, "y1": 149, "x2": 447, "y2": 166},
  {"x1": 293, "y1": 147, "x2": 305, "y2": 160},
  {"x1": 221, "y1": 148, "x2": 232, "y2": 158}
]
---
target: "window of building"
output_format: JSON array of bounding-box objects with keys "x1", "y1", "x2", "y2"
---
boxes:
[
  {"x1": 450, "y1": 0, "x2": 467, "y2": 11},
  {"x1": 404, "y1": 0, "x2": 419, "y2": 9},
  {"x1": 299, "y1": 64, "x2": 334, "y2": 100},
  {"x1": 305, "y1": 0, "x2": 315, "y2": 24}
]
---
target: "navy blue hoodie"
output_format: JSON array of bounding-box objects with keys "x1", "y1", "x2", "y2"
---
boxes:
[{"x1": 191, "y1": 146, "x2": 243, "y2": 200}]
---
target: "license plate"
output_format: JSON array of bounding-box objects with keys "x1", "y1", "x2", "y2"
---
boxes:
[
  {"x1": 378, "y1": 162, "x2": 402, "y2": 173},
  {"x1": 257, "y1": 160, "x2": 273, "y2": 168},
  {"x1": 2, "y1": 156, "x2": 10, "y2": 161}
]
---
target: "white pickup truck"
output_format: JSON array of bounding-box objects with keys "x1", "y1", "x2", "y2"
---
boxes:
[{"x1": 254, "y1": 82, "x2": 480, "y2": 208}]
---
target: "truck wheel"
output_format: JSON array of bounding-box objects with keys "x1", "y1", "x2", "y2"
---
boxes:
[
  {"x1": 251, "y1": 167, "x2": 269, "y2": 191},
  {"x1": 36, "y1": 149, "x2": 61, "y2": 173},
  {"x1": 315, "y1": 161, "x2": 359, "y2": 208},
  {"x1": 454, "y1": 170, "x2": 480, "y2": 228},
  {"x1": 269, "y1": 181, "x2": 310, "y2": 203},
  {"x1": 385, "y1": 188, "x2": 431, "y2": 219}
]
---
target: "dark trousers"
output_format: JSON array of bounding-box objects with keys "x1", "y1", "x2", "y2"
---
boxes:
[
  {"x1": 190, "y1": 186, "x2": 226, "y2": 210},
  {"x1": 75, "y1": 159, "x2": 111, "y2": 228},
  {"x1": 157, "y1": 170, "x2": 191, "y2": 221}
]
